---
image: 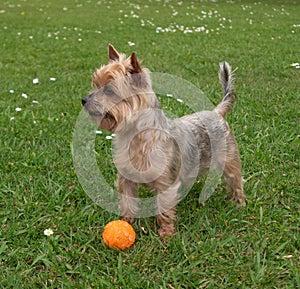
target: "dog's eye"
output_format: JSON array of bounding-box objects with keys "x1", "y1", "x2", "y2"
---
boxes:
[{"x1": 103, "y1": 86, "x2": 114, "y2": 95}]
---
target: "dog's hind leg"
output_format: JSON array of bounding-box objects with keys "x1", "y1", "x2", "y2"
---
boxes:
[{"x1": 223, "y1": 154, "x2": 246, "y2": 206}]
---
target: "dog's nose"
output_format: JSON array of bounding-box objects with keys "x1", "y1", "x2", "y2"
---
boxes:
[{"x1": 82, "y1": 97, "x2": 87, "y2": 106}]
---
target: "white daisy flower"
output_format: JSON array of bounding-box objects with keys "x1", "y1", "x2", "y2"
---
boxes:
[
  {"x1": 105, "y1": 136, "x2": 113, "y2": 140},
  {"x1": 95, "y1": 130, "x2": 103, "y2": 134},
  {"x1": 33, "y1": 78, "x2": 39, "y2": 84},
  {"x1": 290, "y1": 63, "x2": 299, "y2": 66},
  {"x1": 22, "y1": 93, "x2": 28, "y2": 98},
  {"x1": 9, "y1": 89, "x2": 14, "y2": 94},
  {"x1": 44, "y1": 228, "x2": 54, "y2": 236},
  {"x1": 50, "y1": 77, "x2": 56, "y2": 81},
  {"x1": 15, "y1": 107, "x2": 22, "y2": 112}
]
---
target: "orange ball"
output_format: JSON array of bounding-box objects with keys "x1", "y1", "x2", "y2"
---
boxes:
[{"x1": 102, "y1": 220, "x2": 136, "y2": 250}]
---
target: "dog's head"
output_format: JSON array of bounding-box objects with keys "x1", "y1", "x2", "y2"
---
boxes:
[{"x1": 82, "y1": 44, "x2": 160, "y2": 132}]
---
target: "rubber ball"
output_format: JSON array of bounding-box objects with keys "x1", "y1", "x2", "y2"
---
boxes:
[{"x1": 102, "y1": 220, "x2": 136, "y2": 250}]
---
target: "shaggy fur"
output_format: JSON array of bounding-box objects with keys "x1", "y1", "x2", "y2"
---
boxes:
[{"x1": 82, "y1": 44, "x2": 246, "y2": 239}]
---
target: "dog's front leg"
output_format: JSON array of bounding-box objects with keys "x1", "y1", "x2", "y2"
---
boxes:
[
  {"x1": 156, "y1": 181, "x2": 181, "y2": 240},
  {"x1": 116, "y1": 174, "x2": 138, "y2": 224}
]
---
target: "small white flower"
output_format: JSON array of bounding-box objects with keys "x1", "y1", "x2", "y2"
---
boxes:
[
  {"x1": 290, "y1": 62, "x2": 299, "y2": 67},
  {"x1": 176, "y1": 98, "x2": 184, "y2": 103},
  {"x1": 9, "y1": 89, "x2": 14, "y2": 94},
  {"x1": 78, "y1": 38, "x2": 82, "y2": 42},
  {"x1": 128, "y1": 41, "x2": 135, "y2": 46},
  {"x1": 15, "y1": 107, "x2": 22, "y2": 112},
  {"x1": 290, "y1": 62, "x2": 300, "y2": 68},
  {"x1": 22, "y1": 93, "x2": 28, "y2": 98},
  {"x1": 105, "y1": 136, "x2": 113, "y2": 140},
  {"x1": 166, "y1": 93, "x2": 173, "y2": 97},
  {"x1": 44, "y1": 228, "x2": 54, "y2": 236},
  {"x1": 10, "y1": 117, "x2": 15, "y2": 121},
  {"x1": 32, "y1": 100, "x2": 39, "y2": 104},
  {"x1": 50, "y1": 77, "x2": 56, "y2": 81},
  {"x1": 33, "y1": 78, "x2": 39, "y2": 84},
  {"x1": 95, "y1": 130, "x2": 103, "y2": 134}
]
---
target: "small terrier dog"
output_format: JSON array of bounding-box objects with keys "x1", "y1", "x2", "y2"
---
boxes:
[{"x1": 82, "y1": 44, "x2": 246, "y2": 239}]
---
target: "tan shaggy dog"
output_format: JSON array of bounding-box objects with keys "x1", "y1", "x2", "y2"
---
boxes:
[{"x1": 82, "y1": 45, "x2": 246, "y2": 239}]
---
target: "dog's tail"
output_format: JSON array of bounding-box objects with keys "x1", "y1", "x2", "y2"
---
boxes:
[{"x1": 214, "y1": 62, "x2": 236, "y2": 117}]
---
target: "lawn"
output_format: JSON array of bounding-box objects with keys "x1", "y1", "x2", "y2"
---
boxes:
[{"x1": 0, "y1": 0, "x2": 299, "y2": 288}]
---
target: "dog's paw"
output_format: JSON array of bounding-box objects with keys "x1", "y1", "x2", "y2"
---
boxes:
[
  {"x1": 229, "y1": 189, "x2": 246, "y2": 207},
  {"x1": 158, "y1": 225, "x2": 175, "y2": 241},
  {"x1": 230, "y1": 195, "x2": 247, "y2": 207},
  {"x1": 122, "y1": 216, "x2": 134, "y2": 224}
]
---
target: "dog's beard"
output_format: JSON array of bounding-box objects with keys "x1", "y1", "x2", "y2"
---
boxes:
[
  {"x1": 99, "y1": 111, "x2": 116, "y2": 132},
  {"x1": 83, "y1": 107, "x2": 115, "y2": 132}
]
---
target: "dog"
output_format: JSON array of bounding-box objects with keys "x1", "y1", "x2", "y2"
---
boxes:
[{"x1": 82, "y1": 44, "x2": 246, "y2": 239}]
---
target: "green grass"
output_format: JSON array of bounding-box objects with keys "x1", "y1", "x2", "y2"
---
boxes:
[{"x1": 0, "y1": 0, "x2": 299, "y2": 288}]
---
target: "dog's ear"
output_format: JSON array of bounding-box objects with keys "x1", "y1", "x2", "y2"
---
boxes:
[
  {"x1": 130, "y1": 52, "x2": 142, "y2": 73},
  {"x1": 108, "y1": 44, "x2": 120, "y2": 61},
  {"x1": 129, "y1": 52, "x2": 151, "y2": 89}
]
